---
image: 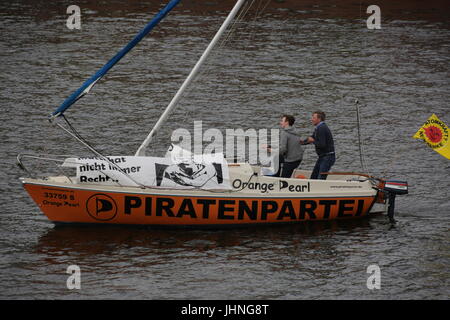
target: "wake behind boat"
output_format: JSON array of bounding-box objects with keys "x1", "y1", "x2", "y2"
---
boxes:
[{"x1": 18, "y1": 0, "x2": 408, "y2": 227}]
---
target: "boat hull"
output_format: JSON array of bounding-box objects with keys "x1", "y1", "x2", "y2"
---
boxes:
[{"x1": 22, "y1": 178, "x2": 378, "y2": 227}]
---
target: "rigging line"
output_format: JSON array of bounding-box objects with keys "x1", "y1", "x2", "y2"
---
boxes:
[
  {"x1": 173, "y1": 1, "x2": 255, "y2": 118},
  {"x1": 187, "y1": 0, "x2": 252, "y2": 79},
  {"x1": 178, "y1": 2, "x2": 259, "y2": 142},
  {"x1": 249, "y1": 0, "x2": 271, "y2": 38},
  {"x1": 246, "y1": 0, "x2": 262, "y2": 44},
  {"x1": 256, "y1": 0, "x2": 271, "y2": 18},
  {"x1": 254, "y1": 0, "x2": 272, "y2": 22},
  {"x1": 359, "y1": 107, "x2": 374, "y2": 178},
  {"x1": 167, "y1": 1, "x2": 259, "y2": 138},
  {"x1": 137, "y1": 0, "x2": 251, "y2": 156},
  {"x1": 192, "y1": 1, "x2": 258, "y2": 122},
  {"x1": 198, "y1": 0, "x2": 258, "y2": 88},
  {"x1": 240, "y1": 0, "x2": 269, "y2": 52},
  {"x1": 356, "y1": 108, "x2": 372, "y2": 178},
  {"x1": 220, "y1": 0, "x2": 256, "y2": 46},
  {"x1": 18, "y1": 153, "x2": 82, "y2": 161},
  {"x1": 61, "y1": 115, "x2": 96, "y2": 151},
  {"x1": 356, "y1": 6, "x2": 374, "y2": 178},
  {"x1": 252, "y1": 0, "x2": 264, "y2": 22},
  {"x1": 55, "y1": 116, "x2": 148, "y2": 188},
  {"x1": 355, "y1": 99, "x2": 366, "y2": 173},
  {"x1": 357, "y1": 113, "x2": 371, "y2": 175},
  {"x1": 176, "y1": 6, "x2": 255, "y2": 155},
  {"x1": 170, "y1": 3, "x2": 251, "y2": 109},
  {"x1": 190, "y1": 0, "x2": 252, "y2": 79}
]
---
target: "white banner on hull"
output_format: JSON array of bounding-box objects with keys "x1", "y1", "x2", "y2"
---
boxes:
[{"x1": 62, "y1": 154, "x2": 230, "y2": 190}]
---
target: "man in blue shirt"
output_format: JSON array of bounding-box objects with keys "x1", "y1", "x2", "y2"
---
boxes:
[{"x1": 302, "y1": 111, "x2": 335, "y2": 179}]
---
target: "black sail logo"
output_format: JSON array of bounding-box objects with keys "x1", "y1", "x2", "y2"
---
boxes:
[{"x1": 86, "y1": 194, "x2": 117, "y2": 221}]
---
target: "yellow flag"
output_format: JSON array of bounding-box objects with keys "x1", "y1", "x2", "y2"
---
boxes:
[{"x1": 413, "y1": 114, "x2": 450, "y2": 159}]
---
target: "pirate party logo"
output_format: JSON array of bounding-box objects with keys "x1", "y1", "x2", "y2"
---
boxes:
[{"x1": 86, "y1": 194, "x2": 117, "y2": 221}]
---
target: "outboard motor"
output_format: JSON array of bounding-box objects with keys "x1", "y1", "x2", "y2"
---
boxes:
[{"x1": 382, "y1": 180, "x2": 408, "y2": 223}]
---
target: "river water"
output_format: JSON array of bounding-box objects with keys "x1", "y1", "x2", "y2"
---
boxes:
[{"x1": 0, "y1": 1, "x2": 449, "y2": 300}]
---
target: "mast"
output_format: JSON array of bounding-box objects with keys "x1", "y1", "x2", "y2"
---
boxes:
[
  {"x1": 50, "y1": 0, "x2": 181, "y2": 120},
  {"x1": 135, "y1": 0, "x2": 247, "y2": 156}
]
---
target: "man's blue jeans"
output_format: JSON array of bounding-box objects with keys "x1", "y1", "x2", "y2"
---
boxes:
[{"x1": 311, "y1": 153, "x2": 335, "y2": 180}]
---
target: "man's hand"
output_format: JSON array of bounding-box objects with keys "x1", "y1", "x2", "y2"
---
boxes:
[
  {"x1": 300, "y1": 137, "x2": 314, "y2": 144},
  {"x1": 261, "y1": 144, "x2": 272, "y2": 152},
  {"x1": 306, "y1": 137, "x2": 315, "y2": 143}
]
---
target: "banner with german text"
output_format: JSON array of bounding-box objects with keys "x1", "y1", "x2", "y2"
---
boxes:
[
  {"x1": 413, "y1": 114, "x2": 450, "y2": 160},
  {"x1": 61, "y1": 155, "x2": 231, "y2": 190}
]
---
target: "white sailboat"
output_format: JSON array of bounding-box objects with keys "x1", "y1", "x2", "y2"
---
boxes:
[{"x1": 18, "y1": 0, "x2": 408, "y2": 227}]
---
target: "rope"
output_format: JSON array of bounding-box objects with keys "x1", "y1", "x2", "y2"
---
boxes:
[
  {"x1": 54, "y1": 116, "x2": 148, "y2": 188},
  {"x1": 175, "y1": 0, "x2": 265, "y2": 152}
]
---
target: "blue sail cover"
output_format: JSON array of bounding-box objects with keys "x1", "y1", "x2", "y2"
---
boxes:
[{"x1": 51, "y1": 0, "x2": 181, "y2": 118}]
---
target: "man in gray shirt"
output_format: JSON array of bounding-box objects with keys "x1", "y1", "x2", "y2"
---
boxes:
[{"x1": 268, "y1": 115, "x2": 304, "y2": 178}]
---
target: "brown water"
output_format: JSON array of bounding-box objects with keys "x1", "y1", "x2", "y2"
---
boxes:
[{"x1": 1, "y1": 0, "x2": 449, "y2": 299}]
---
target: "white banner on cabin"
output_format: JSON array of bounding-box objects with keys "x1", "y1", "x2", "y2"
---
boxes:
[
  {"x1": 165, "y1": 143, "x2": 225, "y2": 164},
  {"x1": 62, "y1": 155, "x2": 231, "y2": 190}
]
